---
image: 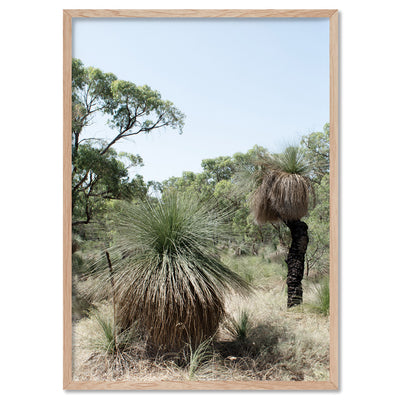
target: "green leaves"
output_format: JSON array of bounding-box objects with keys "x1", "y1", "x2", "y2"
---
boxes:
[
  {"x1": 300, "y1": 123, "x2": 330, "y2": 182},
  {"x1": 71, "y1": 58, "x2": 185, "y2": 225},
  {"x1": 161, "y1": 147, "x2": 273, "y2": 246},
  {"x1": 72, "y1": 145, "x2": 150, "y2": 225},
  {"x1": 72, "y1": 61, "x2": 117, "y2": 140},
  {"x1": 266, "y1": 146, "x2": 311, "y2": 176},
  {"x1": 304, "y1": 173, "x2": 330, "y2": 275},
  {"x1": 72, "y1": 57, "x2": 186, "y2": 150},
  {"x1": 201, "y1": 156, "x2": 235, "y2": 183},
  {"x1": 118, "y1": 152, "x2": 144, "y2": 169},
  {"x1": 226, "y1": 309, "x2": 252, "y2": 341},
  {"x1": 108, "y1": 80, "x2": 185, "y2": 136}
]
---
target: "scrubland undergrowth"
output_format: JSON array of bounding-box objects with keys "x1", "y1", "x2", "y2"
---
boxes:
[{"x1": 72, "y1": 250, "x2": 329, "y2": 382}]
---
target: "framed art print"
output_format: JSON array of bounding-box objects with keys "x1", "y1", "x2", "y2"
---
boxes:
[{"x1": 64, "y1": 9, "x2": 338, "y2": 390}]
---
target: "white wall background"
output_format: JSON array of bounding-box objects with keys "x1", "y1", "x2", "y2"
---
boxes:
[{"x1": 1, "y1": 0, "x2": 399, "y2": 398}]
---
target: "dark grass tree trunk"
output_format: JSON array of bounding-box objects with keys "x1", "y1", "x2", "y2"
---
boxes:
[{"x1": 285, "y1": 220, "x2": 309, "y2": 308}]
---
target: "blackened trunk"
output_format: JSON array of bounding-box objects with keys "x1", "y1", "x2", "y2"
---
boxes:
[{"x1": 285, "y1": 220, "x2": 309, "y2": 308}]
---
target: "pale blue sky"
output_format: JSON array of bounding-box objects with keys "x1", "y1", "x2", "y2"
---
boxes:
[{"x1": 72, "y1": 18, "x2": 329, "y2": 183}]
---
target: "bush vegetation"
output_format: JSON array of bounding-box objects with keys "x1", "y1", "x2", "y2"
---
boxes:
[
  {"x1": 72, "y1": 263, "x2": 330, "y2": 382},
  {"x1": 71, "y1": 57, "x2": 330, "y2": 384}
]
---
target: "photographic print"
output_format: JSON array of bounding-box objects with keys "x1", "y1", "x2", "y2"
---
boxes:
[{"x1": 64, "y1": 9, "x2": 338, "y2": 390}]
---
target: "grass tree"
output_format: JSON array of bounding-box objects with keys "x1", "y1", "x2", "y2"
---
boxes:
[
  {"x1": 251, "y1": 146, "x2": 313, "y2": 307},
  {"x1": 95, "y1": 193, "x2": 251, "y2": 350}
]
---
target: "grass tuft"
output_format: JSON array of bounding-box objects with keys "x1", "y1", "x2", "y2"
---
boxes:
[
  {"x1": 312, "y1": 278, "x2": 330, "y2": 315},
  {"x1": 187, "y1": 337, "x2": 214, "y2": 380},
  {"x1": 91, "y1": 311, "x2": 116, "y2": 354},
  {"x1": 88, "y1": 308, "x2": 138, "y2": 355},
  {"x1": 226, "y1": 309, "x2": 252, "y2": 342}
]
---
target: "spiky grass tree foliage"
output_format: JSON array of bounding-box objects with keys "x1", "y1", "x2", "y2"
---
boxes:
[
  {"x1": 96, "y1": 193, "x2": 251, "y2": 350},
  {"x1": 226, "y1": 309, "x2": 252, "y2": 342},
  {"x1": 251, "y1": 146, "x2": 313, "y2": 307}
]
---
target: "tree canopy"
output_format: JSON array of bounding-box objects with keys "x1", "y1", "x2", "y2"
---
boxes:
[
  {"x1": 300, "y1": 123, "x2": 330, "y2": 182},
  {"x1": 71, "y1": 59, "x2": 185, "y2": 226},
  {"x1": 160, "y1": 128, "x2": 330, "y2": 265}
]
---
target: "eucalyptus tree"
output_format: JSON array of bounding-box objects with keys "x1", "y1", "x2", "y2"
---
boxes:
[
  {"x1": 251, "y1": 146, "x2": 313, "y2": 307},
  {"x1": 71, "y1": 58, "x2": 185, "y2": 225},
  {"x1": 161, "y1": 146, "x2": 272, "y2": 249},
  {"x1": 300, "y1": 123, "x2": 330, "y2": 183}
]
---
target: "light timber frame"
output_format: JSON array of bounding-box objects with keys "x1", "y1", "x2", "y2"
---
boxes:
[{"x1": 63, "y1": 9, "x2": 339, "y2": 390}]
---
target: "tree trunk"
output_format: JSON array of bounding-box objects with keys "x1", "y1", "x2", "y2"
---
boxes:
[{"x1": 285, "y1": 220, "x2": 309, "y2": 308}]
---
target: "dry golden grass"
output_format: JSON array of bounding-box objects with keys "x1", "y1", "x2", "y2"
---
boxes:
[{"x1": 72, "y1": 283, "x2": 329, "y2": 382}]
